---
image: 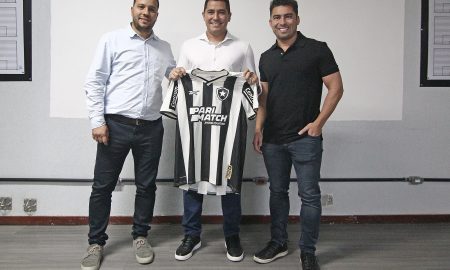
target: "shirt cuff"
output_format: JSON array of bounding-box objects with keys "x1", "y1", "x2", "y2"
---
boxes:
[{"x1": 90, "y1": 115, "x2": 106, "y2": 129}]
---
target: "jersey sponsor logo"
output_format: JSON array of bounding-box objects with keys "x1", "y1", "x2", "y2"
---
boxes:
[
  {"x1": 169, "y1": 83, "x2": 178, "y2": 110},
  {"x1": 189, "y1": 106, "x2": 228, "y2": 126},
  {"x1": 189, "y1": 90, "x2": 199, "y2": 95},
  {"x1": 243, "y1": 87, "x2": 254, "y2": 107},
  {"x1": 217, "y1": 87, "x2": 230, "y2": 101}
]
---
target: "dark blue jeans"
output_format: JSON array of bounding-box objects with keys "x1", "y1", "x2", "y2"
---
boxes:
[
  {"x1": 182, "y1": 190, "x2": 241, "y2": 238},
  {"x1": 262, "y1": 136, "x2": 323, "y2": 255},
  {"x1": 88, "y1": 117, "x2": 163, "y2": 246}
]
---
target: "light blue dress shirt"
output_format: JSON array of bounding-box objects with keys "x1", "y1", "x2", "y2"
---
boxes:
[{"x1": 85, "y1": 25, "x2": 176, "y2": 129}]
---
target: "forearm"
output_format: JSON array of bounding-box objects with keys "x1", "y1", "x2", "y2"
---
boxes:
[
  {"x1": 255, "y1": 105, "x2": 266, "y2": 133},
  {"x1": 315, "y1": 86, "x2": 343, "y2": 128},
  {"x1": 85, "y1": 78, "x2": 107, "y2": 129}
]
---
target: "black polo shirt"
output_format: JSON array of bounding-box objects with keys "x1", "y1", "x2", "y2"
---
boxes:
[{"x1": 259, "y1": 32, "x2": 339, "y2": 144}]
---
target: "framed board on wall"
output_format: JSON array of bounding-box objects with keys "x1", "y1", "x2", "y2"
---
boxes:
[
  {"x1": 0, "y1": 0, "x2": 31, "y2": 81},
  {"x1": 421, "y1": 0, "x2": 450, "y2": 87}
]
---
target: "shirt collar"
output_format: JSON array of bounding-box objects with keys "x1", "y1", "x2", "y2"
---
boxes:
[
  {"x1": 270, "y1": 31, "x2": 306, "y2": 51},
  {"x1": 127, "y1": 23, "x2": 159, "y2": 41},
  {"x1": 198, "y1": 31, "x2": 234, "y2": 45}
]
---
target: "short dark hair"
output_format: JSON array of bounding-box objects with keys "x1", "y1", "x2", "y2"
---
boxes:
[
  {"x1": 270, "y1": 0, "x2": 298, "y2": 16},
  {"x1": 203, "y1": 0, "x2": 231, "y2": 14},
  {"x1": 133, "y1": 0, "x2": 159, "y2": 8}
]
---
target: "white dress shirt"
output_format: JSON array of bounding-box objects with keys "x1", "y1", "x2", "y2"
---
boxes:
[
  {"x1": 85, "y1": 25, "x2": 176, "y2": 129},
  {"x1": 177, "y1": 32, "x2": 256, "y2": 72},
  {"x1": 175, "y1": 32, "x2": 257, "y2": 195}
]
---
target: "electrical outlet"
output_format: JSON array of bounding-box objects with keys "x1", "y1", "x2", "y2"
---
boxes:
[
  {"x1": 0, "y1": 197, "x2": 12, "y2": 211},
  {"x1": 23, "y1": 198, "x2": 37, "y2": 213},
  {"x1": 321, "y1": 194, "x2": 334, "y2": 207}
]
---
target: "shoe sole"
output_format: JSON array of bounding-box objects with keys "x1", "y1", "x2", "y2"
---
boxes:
[
  {"x1": 224, "y1": 243, "x2": 244, "y2": 262},
  {"x1": 136, "y1": 254, "x2": 154, "y2": 264},
  {"x1": 174, "y1": 242, "x2": 201, "y2": 261},
  {"x1": 253, "y1": 250, "x2": 288, "y2": 264},
  {"x1": 81, "y1": 262, "x2": 100, "y2": 270}
]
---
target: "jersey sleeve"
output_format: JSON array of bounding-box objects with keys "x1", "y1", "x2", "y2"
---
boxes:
[
  {"x1": 241, "y1": 82, "x2": 259, "y2": 120},
  {"x1": 160, "y1": 80, "x2": 180, "y2": 119}
]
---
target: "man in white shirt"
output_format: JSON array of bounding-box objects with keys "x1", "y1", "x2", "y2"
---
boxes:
[
  {"x1": 82, "y1": 0, "x2": 175, "y2": 269},
  {"x1": 168, "y1": 0, "x2": 258, "y2": 263}
]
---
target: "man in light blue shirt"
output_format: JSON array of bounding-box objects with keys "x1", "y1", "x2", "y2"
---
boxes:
[{"x1": 82, "y1": 0, "x2": 175, "y2": 269}]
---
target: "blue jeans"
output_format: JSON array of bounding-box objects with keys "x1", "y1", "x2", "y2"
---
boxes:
[
  {"x1": 262, "y1": 136, "x2": 323, "y2": 254},
  {"x1": 182, "y1": 190, "x2": 241, "y2": 238},
  {"x1": 88, "y1": 117, "x2": 163, "y2": 246}
]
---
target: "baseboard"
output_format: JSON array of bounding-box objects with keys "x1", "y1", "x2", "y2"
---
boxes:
[{"x1": 0, "y1": 215, "x2": 449, "y2": 225}]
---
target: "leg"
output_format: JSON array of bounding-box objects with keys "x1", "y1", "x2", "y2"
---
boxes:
[
  {"x1": 131, "y1": 119, "x2": 164, "y2": 239},
  {"x1": 262, "y1": 143, "x2": 292, "y2": 246},
  {"x1": 182, "y1": 190, "x2": 203, "y2": 237},
  {"x1": 221, "y1": 193, "x2": 241, "y2": 237},
  {"x1": 289, "y1": 136, "x2": 323, "y2": 255},
  {"x1": 88, "y1": 120, "x2": 131, "y2": 246}
]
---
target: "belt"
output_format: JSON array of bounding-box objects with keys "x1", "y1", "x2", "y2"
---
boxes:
[{"x1": 105, "y1": 114, "x2": 160, "y2": 126}]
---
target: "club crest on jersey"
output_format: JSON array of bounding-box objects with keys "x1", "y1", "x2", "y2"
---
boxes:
[{"x1": 216, "y1": 87, "x2": 230, "y2": 101}]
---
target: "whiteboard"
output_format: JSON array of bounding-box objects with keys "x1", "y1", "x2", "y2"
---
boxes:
[{"x1": 50, "y1": 0, "x2": 405, "y2": 121}]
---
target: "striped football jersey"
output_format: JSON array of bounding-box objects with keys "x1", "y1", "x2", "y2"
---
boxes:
[{"x1": 161, "y1": 69, "x2": 258, "y2": 195}]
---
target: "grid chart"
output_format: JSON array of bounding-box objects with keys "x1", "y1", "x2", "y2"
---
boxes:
[
  {"x1": 0, "y1": 40, "x2": 18, "y2": 70},
  {"x1": 435, "y1": 0, "x2": 450, "y2": 13},
  {"x1": 434, "y1": 16, "x2": 450, "y2": 44},
  {"x1": 433, "y1": 48, "x2": 450, "y2": 76},
  {"x1": 0, "y1": 7, "x2": 17, "y2": 37}
]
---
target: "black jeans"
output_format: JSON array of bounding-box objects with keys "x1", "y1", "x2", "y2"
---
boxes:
[
  {"x1": 262, "y1": 136, "x2": 323, "y2": 254},
  {"x1": 88, "y1": 117, "x2": 163, "y2": 246},
  {"x1": 182, "y1": 190, "x2": 241, "y2": 238}
]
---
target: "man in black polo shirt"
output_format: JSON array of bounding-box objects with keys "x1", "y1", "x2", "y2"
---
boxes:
[{"x1": 252, "y1": 0, "x2": 343, "y2": 269}]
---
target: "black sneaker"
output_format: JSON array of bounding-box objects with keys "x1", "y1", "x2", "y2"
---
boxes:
[
  {"x1": 301, "y1": 252, "x2": 320, "y2": 270},
  {"x1": 253, "y1": 241, "x2": 288, "y2": 264},
  {"x1": 175, "y1": 235, "x2": 201, "y2": 261},
  {"x1": 225, "y1": 234, "x2": 244, "y2": 262}
]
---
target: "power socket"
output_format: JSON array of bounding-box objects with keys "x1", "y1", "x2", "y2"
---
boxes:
[
  {"x1": 23, "y1": 198, "x2": 37, "y2": 213},
  {"x1": 0, "y1": 197, "x2": 12, "y2": 211},
  {"x1": 321, "y1": 194, "x2": 334, "y2": 207}
]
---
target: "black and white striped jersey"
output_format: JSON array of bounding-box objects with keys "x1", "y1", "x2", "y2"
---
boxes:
[{"x1": 161, "y1": 69, "x2": 258, "y2": 195}]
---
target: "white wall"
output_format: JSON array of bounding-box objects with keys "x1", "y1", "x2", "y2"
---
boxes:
[
  {"x1": 0, "y1": 0, "x2": 449, "y2": 216},
  {"x1": 50, "y1": 0, "x2": 404, "y2": 122}
]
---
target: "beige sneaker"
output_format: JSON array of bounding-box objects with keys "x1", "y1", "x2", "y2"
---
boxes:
[
  {"x1": 133, "y1": 236, "x2": 154, "y2": 264},
  {"x1": 81, "y1": 244, "x2": 103, "y2": 270}
]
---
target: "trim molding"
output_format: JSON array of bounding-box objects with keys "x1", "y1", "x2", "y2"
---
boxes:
[
  {"x1": 1, "y1": 215, "x2": 449, "y2": 225},
  {"x1": 1, "y1": 178, "x2": 450, "y2": 183}
]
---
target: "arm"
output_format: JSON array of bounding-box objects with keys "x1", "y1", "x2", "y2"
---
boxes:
[
  {"x1": 168, "y1": 42, "x2": 190, "y2": 81},
  {"x1": 84, "y1": 35, "x2": 112, "y2": 144},
  {"x1": 243, "y1": 43, "x2": 259, "y2": 84},
  {"x1": 252, "y1": 81, "x2": 269, "y2": 154},
  {"x1": 298, "y1": 71, "x2": 344, "y2": 136}
]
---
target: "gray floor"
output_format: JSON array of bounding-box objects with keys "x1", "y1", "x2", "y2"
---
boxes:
[{"x1": 0, "y1": 223, "x2": 449, "y2": 270}]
